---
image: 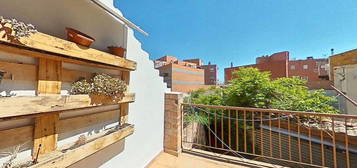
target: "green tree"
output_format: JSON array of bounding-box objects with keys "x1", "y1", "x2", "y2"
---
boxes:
[{"x1": 188, "y1": 67, "x2": 338, "y2": 114}]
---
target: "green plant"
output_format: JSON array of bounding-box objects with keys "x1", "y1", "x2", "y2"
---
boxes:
[{"x1": 189, "y1": 67, "x2": 338, "y2": 114}]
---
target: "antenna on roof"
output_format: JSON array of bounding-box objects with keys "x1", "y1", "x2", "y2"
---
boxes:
[
  {"x1": 230, "y1": 62, "x2": 233, "y2": 67},
  {"x1": 331, "y1": 48, "x2": 334, "y2": 56}
]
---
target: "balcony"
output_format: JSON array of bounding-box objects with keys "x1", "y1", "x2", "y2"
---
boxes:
[{"x1": 180, "y1": 103, "x2": 357, "y2": 168}]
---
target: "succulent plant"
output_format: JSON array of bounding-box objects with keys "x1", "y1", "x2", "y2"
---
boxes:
[
  {"x1": 71, "y1": 74, "x2": 127, "y2": 100},
  {"x1": 0, "y1": 16, "x2": 38, "y2": 41},
  {"x1": 91, "y1": 73, "x2": 127, "y2": 98},
  {"x1": 71, "y1": 79, "x2": 91, "y2": 95}
]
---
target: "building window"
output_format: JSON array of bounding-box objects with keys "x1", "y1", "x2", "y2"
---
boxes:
[
  {"x1": 303, "y1": 65, "x2": 308, "y2": 70},
  {"x1": 290, "y1": 65, "x2": 296, "y2": 70},
  {"x1": 210, "y1": 68, "x2": 215, "y2": 71}
]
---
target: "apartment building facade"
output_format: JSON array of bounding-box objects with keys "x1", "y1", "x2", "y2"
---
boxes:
[
  {"x1": 155, "y1": 56, "x2": 217, "y2": 92},
  {"x1": 224, "y1": 51, "x2": 330, "y2": 89},
  {"x1": 184, "y1": 59, "x2": 218, "y2": 85}
]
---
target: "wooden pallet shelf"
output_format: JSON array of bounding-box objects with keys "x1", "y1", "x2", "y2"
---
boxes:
[
  {"x1": 12, "y1": 124, "x2": 134, "y2": 168},
  {"x1": 0, "y1": 32, "x2": 136, "y2": 71},
  {"x1": 0, "y1": 93, "x2": 135, "y2": 120}
]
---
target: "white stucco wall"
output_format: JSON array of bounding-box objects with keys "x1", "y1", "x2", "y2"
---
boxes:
[{"x1": 0, "y1": 0, "x2": 167, "y2": 167}]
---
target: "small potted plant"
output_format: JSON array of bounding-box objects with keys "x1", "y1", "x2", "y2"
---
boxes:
[
  {"x1": 71, "y1": 74, "x2": 127, "y2": 105},
  {"x1": 65, "y1": 27, "x2": 95, "y2": 47},
  {"x1": 108, "y1": 46, "x2": 126, "y2": 57}
]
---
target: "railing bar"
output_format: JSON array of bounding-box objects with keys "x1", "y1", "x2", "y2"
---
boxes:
[
  {"x1": 236, "y1": 110, "x2": 239, "y2": 151},
  {"x1": 269, "y1": 113, "x2": 273, "y2": 157},
  {"x1": 221, "y1": 109, "x2": 224, "y2": 149},
  {"x1": 278, "y1": 113, "x2": 282, "y2": 159},
  {"x1": 345, "y1": 118, "x2": 350, "y2": 168},
  {"x1": 228, "y1": 110, "x2": 232, "y2": 148},
  {"x1": 260, "y1": 112, "x2": 264, "y2": 156},
  {"x1": 197, "y1": 114, "x2": 200, "y2": 145},
  {"x1": 309, "y1": 115, "x2": 313, "y2": 164},
  {"x1": 183, "y1": 143, "x2": 325, "y2": 168},
  {"x1": 215, "y1": 109, "x2": 217, "y2": 148},
  {"x1": 208, "y1": 112, "x2": 211, "y2": 147},
  {"x1": 320, "y1": 115, "x2": 325, "y2": 167},
  {"x1": 251, "y1": 111, "x2": 255, "y2": 154},
  {"x1": 288, "y1": 115, "x2": 292, "y2": 161},
  {"x1": 297, "y1": 115, "x2": 302, "y2": 163},
  {"x1": 332, "y1": 117, "x2": 337, "y2": 168},
  {"x1": 244, "y1": 110, "x2": 247, "y2": 153},
  {"x1": 181, "y1": 103, "x2": 357, "y2": 119}
]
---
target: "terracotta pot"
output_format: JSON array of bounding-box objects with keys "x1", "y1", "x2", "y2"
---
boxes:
[
  {"x1": 108, "y1": 46, "x2": 126, "y2": 57},
  {"x1": 66, "y1": 27, "x2": 95, "y2": 47}
]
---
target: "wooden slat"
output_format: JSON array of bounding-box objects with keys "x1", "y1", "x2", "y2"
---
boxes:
[
  {"x1": 33, "y1": 113, "x2": 59, "y2": 158},
  {"x1": 37, "y1": 58, "x2": 62, "y2": 94},
  {"x1": 0, "y1": 61, "x2": 120, "y2": 83},
  {"x1": 0, "y1": 110, "x2": 119, "y2": 150},
  {"x1": 0, "y1": 126, "x2": 33, "y2": 149},
  {"x1": 31, "y1": 124, "x2": 134, "y2": 168},
  {"x1": 58, "y1": 110, "x2": 118, "y2": 134},
  {"x1": 0, "y1": 93, "x2": 135, "y2": 120},
  {"x1": 0, "y1": 32, "x2": 136, "y2": 71},
  {"x1": 0, "y1": 61, "x2": 37, "y2": 81},
  {"x1": 120, "y1": 71, "x2": 130, "y2": 124}
]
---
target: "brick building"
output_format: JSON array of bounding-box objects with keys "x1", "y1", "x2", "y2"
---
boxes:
[
  {"x1": 224, "y1": 51, "x2": 330, "y2": 89},
  {"x1": 184, "y1": 59, "x2": 218, "y2": 85},
  {"x1": 155, "y1": 56, "x2": 214, "y2": 92}
]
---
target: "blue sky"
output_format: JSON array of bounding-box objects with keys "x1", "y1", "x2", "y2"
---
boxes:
[{"x1": 115, "y1": 0, "x2": 357, "y2": 82}]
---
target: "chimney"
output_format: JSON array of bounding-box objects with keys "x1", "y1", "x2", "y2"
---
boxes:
[
  {"x1": 208, "y1": 61, "x2": 211, "y2": 65},
  {"x1": 331, "y1": 48, "x2": 334, "y2": 56},
  {"x1": 230, "y1": 62, "x2": 233, "y2": 67}
]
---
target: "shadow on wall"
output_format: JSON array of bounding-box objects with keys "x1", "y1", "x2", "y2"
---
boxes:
[{"x1": 68, "y1": 140, "x2": 125, "y2": 168}]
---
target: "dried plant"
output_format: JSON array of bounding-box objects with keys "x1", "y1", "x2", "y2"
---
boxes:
[
  {"x1": 0, "y1": 16, "x2": 37, "y2": 42},
  {"x1": 71, "y1": 74, "x2": 127, "y2": 100}
]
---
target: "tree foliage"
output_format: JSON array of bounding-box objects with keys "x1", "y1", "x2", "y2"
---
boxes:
[{"x1": 188, "y1": 67, "x2": 338, "y2": 114}]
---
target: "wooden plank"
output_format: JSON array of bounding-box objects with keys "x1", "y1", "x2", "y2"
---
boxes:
[
  {"x1": 37, "y1": 58, "x2": 62, "y2": 94},
  {"x1": 0, "y1": 61, "x2": 37, "y2": 81},
  {"x1": 0, "y1": 93, "x2": 135, "y2": 120},
  {"x1": 0, "y1": 60, "x2": 117, "y2": 83},
  {"x1": 0, "y1": 32, "x2": 136, "y2": 71},
  {"x1": 120, "y1": 71, "x2": 130, "y2": 124},
  {"x1": 31, "y1": 124, "x2": 134, "y2": 168},
  {"x1": 0, "y1": 126, "x2": 33, "y2": 149},
  {"x1": 33, "y1": 113, "x2": 59, "y2": 158},
  {"x1": 0, "y1": 41, "x2": 131, "y2": 71},
  {"x1": 58, "y1": 110, "x2": 118, "y2": 134}
]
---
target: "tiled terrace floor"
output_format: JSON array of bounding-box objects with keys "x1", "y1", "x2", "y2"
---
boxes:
[{"x1": 147, "y1": 151, "x2": 281, "y2": 168}]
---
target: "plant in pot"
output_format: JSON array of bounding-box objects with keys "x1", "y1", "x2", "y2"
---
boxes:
[
  {"x1": 65, "y1": 27, "x2": 95, "y2": 47},
  {"x1": 108, "y1": 46, "x2": 126, "y2": 57},
  {"x1": 0, "y1": 16, "x2": 38, "y2": 44},
  {"x1": 71, "y1": 74, "x2": 127, "y2": 105}
]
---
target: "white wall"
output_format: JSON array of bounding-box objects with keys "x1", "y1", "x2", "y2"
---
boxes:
[
  {"x1": 0, "y1": 0, "x2": 168, "y2": 167},
  {"x1": 334, "y1": 64, "x2": 357, "y2": 115}
]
